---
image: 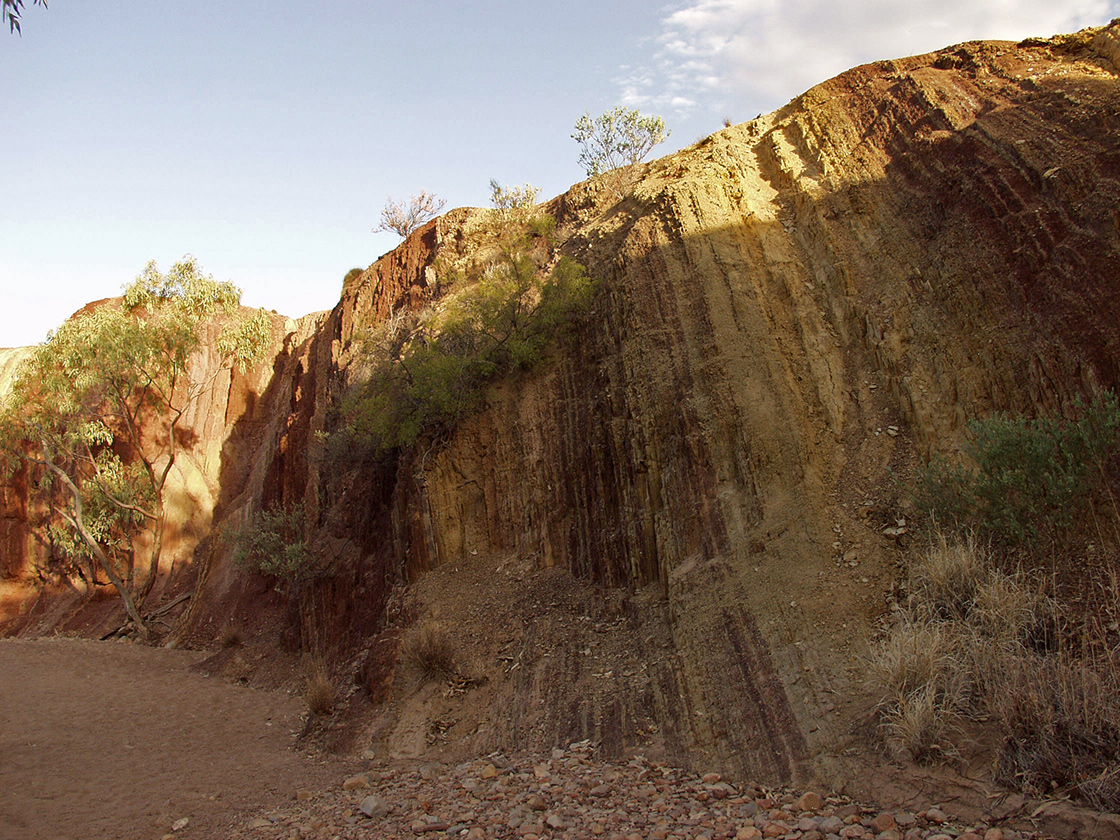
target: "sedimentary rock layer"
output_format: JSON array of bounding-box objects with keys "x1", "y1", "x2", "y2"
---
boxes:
[{"x1": 2, "y1": 22, "x2": 1119, "y2": 798}]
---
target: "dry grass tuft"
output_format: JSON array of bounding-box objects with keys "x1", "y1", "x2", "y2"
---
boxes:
[
  {"x1": 873, "y1": 532, "x2": 1120, "y2": 808},
  {"x1": 983, "y1": 647, "x2": 1120, "y2": 808},
  {"x1": 971, "y1": 569, "x2": 1056, "y2": 648},
  {"x1": 872, "y1": 618, "x2": 966, "y2": 702},
  {"x1": 908, "y1": 532, "x2": 988, "y2": 621},
  {"x1": 304, "y1": 660, "x2": 336, "y2": 716},
  {"x1": 872, "y1": 613, "x2": 975, "y2": 761},
  {"x1": 401, "y1": 623, "x2": 460, "y2": 682},
  {"x1": 880, "y1": 685, "x2": 960, "y2": 763},
  {"x1": 219, "y1": 623, "x2": 242, "y2": 649}
]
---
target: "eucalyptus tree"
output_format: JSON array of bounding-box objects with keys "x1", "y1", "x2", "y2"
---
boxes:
[
  {"x1": 0, "y1": 257, "x2": 270, "y2": 635},
  {"x1": 3, "y1": 0, "x2": 46, "y2": 34},
  {"x1": 572, "y1": 107, "x2": 670, "y2": 177}
]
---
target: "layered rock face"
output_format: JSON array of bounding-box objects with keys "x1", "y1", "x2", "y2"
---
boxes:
[{"x1": 4, "y1": 22, "x2": 1120, "y2": 796}]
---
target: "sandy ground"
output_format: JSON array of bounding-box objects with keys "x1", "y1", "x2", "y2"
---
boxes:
[{"x1": 0, "y1": 637, "x2": 353, "y2": 840}]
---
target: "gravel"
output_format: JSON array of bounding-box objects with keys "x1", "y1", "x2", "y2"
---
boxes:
[{"x1": 221, "y1": 742, "x2": 1040, "y2": 840}]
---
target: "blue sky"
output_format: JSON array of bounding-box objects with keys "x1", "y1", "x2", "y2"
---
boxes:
[{"x1": 2, "y1": 0, "x2": 1116, "y2": 347}]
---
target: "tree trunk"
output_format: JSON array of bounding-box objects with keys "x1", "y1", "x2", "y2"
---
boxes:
[
  {"x1": 51, "y1": 464, "x2": 149, "y2": 637},
  {"x1": 132, "y1": 514, "x2": 162, "y2": 609},
  {"x1": 135, "y1": 417, "x2": 177, "y2": 610}
]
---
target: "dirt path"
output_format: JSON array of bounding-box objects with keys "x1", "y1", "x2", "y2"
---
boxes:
[{"x1": 0, "y1": 637, "x2": 354, "y2": 840}]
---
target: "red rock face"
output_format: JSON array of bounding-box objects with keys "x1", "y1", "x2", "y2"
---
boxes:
[
  {"x1": 2, "y1": 23, "x2": 1119, "y2": 792},
  {"x1": 0, "y1": 459, "x2": 32, "y2": 580}
]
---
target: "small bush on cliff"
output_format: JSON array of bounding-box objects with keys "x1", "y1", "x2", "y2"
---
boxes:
[
  {"x1": 374, "y1": 190, "x2": 446, "y2": 239},
  {"x1": 488, "y1": 179, "x2": 539, "y2": 217},
  {"x1": 572, "y1": 107, "x2": 670, "y2": 177},
  {"x1": 913, "y1": 392, "x2": 1120, "y2": 545},
  {"x1": 340, "y1": 201, "x2": 596, "y2": 457},
  {"x1": 0, "y1": 257, "x2": 270, "y2": 637},
  {"x1": 230, "y1": 503, "x2": 316, "y2": 585},
  {"x1": 343, "y1": 255, "x2": 593, "y2": 454}
]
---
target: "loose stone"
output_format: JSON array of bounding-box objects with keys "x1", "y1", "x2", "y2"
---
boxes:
[
  {"x1": 343, "y1": 773, "x2": 369, "y2": 791},
  {"x1": 359, "y1": 794, "x2": 392, "y2": 819}
]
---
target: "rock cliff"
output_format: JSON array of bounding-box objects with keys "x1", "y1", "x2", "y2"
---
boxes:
[{"x1": 3, "y1": 20, "x2": 1120, "y2": 815}]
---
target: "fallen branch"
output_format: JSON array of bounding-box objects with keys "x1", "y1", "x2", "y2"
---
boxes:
[
  {"x1": 145, "y1": 590, "x2": 193, "y2": 620},
  {"x1": 99, "y1": 590, "x2": 194, "y2": 640}
]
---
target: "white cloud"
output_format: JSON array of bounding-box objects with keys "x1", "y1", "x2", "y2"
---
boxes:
[{"x1": 625, "y1": 0, "x2": 1119, "y2": 117}]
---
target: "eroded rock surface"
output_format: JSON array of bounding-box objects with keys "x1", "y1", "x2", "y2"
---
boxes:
[{"x1": 2, "y1": 22, "x2": 1120, "y2": 814}]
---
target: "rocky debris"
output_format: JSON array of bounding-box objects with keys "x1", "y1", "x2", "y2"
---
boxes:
[
  {"x1": 359, "y1": 793, "x2": 392, "y2": 819},
  {"x1": 342, "y1": 773, "x2": 369, "y2": 791},
  {"x1": 224, "y1": 746, "x2": 1048, "y2": 840}
]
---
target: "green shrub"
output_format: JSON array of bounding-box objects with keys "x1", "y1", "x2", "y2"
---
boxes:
[
  {"x1": 489, "y1": 179, "x2": 539, "y2": 213},
  {"x1": 527, "y1": 213, "x2": 558, "y2": 241},
  {"x1": 914, "y1": 392, "x2": 1120, "y2": 544},
  {"x1": 231, "y1": 503, "x2": 315, "y2": 584},
  {"x1": 486, "y1": 180, "x2": 551, "y2": 249},
  {"x1": 340, "y1": 220, "x2": 596, "y2": 457},
  {"x1": 343, "y1": 267, "x2": 364, "y2": 288},
  {"x1": 572, "y1": 107, "x2": 670, "y2": 176}
]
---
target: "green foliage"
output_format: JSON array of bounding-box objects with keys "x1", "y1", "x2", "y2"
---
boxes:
[
  {"x1": 489, "y1": 179, "x2": 540, "y2": 212},
  {"x1": 0, "y1": 256, "x2": 270, "y2": 629},
  {"x1": 526, "y1": 213, "x2": 557, "y2": 241},
  {"x1": 572, "y1": 107, "x2": 670, "y2": 177},
  {"x1": 3, "y1": 0, "x2": 45, "y2": 35},
  {"x1": 914, "y1": 393, "x2": 1120, "y2": 544},
  {"x1": 231, "y1": 504, "x2": 315, "y2": 584},
  {"x1": 911, "y1": 459, "x2": 976, "y2": 536},
  {"x1": 340, "y1": 217, "x2": 596, "y2": 457},
  {"x1": 482, "y1": 181, "x2": 556, "y2": 254}
]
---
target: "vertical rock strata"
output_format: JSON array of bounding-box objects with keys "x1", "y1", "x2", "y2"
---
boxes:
[
  {"x1": 357, "y1": 25, "x2": 1119, "y2": 786},
  {"x1": 2, "y1": 23, "x2": 1120, "y2": 794}
]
